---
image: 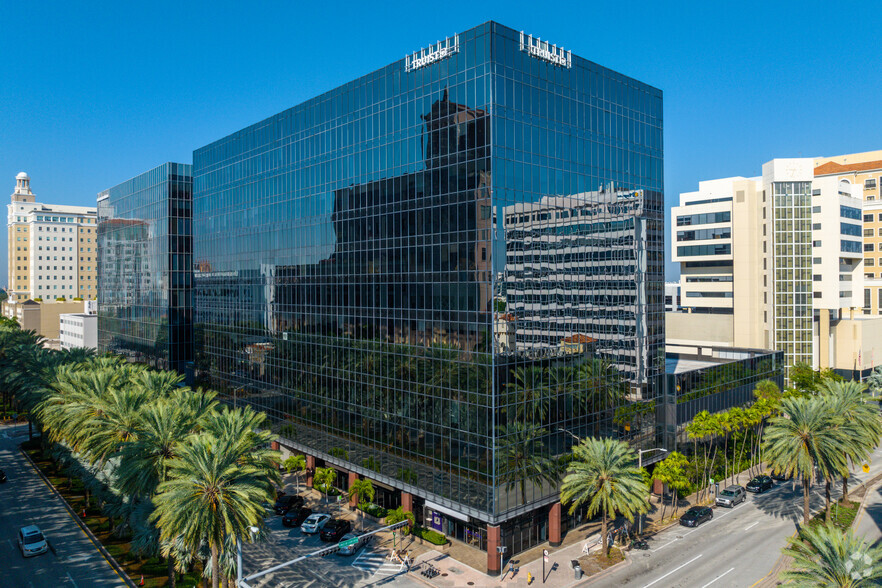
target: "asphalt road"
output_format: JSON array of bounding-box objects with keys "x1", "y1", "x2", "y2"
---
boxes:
[
  {"x1": 594, "y1": 445, "x2": 882, "y2": 588},
  {"x1": 0, "y1": 423, "x2": 126, "y2": 587}
]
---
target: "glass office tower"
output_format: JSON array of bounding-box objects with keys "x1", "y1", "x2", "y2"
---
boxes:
[
  {"x1": 97, "y1": 163, "x2": 194, "y2": 373},
  {"x1": 193, "y1": 22, "x2": 663, "y2": 566}
]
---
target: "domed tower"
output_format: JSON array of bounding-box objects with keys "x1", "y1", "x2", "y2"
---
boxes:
[{"x1": 12, "y1": 171, "x2": 35, "y2": 203}]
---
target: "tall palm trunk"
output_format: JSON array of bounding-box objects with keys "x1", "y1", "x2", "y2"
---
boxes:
[
  {"x1": 842, "y1": 474, "x2": 850, "y2": 503},
  {"x1": 211, "y1": 545, "x2": 220, "y2": 588},
  {"x1": 167, "y1": 555, "x2": 176, "y2": 588},
  {"x1": 600, "y1": 510, "x2": 609, "y2": 557},
  {"x1": 802, "y1": 476, "x2": 811, "y2": 526},
  {"x1": 825, "y1": 480, "x2": 832, "y2": 521}
]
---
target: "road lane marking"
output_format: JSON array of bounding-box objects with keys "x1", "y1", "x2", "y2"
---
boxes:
[
  {"x1": 652, "y1": 540, "x2": 675, "y2": 551},
  {"x1": 744, "y1": 521, "x2": 759, "y2": 531},
  {"x1": 642, "y1": 554, "x2": 703, "y2": 588},
  {"x1": 67, "y1": 573, "x2": 79, "y2": 588},
  {"x1": 701, "y1": 567, "x2": 735, "y2": 588}
]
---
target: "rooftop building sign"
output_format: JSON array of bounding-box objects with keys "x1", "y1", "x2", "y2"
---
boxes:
[
  {"x1": 519, "y1": 31, "x2": 571, "y2": 68},
  {"x1": 405, "y1": 34, "x2": 460, "y2": 72}
]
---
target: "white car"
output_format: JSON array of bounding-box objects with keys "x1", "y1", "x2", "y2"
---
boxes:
[
  {"x1": 18, "y1": 525, "x2": 48, "y2": 557},
  {"x1": 300, "y1": 513, "x2": 332, "y2": 534}
]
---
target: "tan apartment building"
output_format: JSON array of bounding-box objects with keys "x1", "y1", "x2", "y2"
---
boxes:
[
  {"x1": 812, "y1": 151, "x2": 882, "y2": 316},
  {"x1": 7, "y1": 172, "x2": 98, "y2": 302}
]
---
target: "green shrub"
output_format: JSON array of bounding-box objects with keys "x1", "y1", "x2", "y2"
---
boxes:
[
  {"x1": 415, "y1": 526, "x2": 447, "y2": 545},
  {"x1": 359, "y1": 503, "x2": 387, "y2": 518}
]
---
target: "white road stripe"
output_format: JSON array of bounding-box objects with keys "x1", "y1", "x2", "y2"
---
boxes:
[
  {"x1": 744, "y1": 521, "x2": 759, "y2": 531},
  {"x1": 67, "y1": 573, "x2": 79, "y2": 588},
  {"x1": 700, "y1": 567, "x2": 734, "y2": 588},
  {"x1": 652, "y1": 540, "x2": 675, "y2": 552},
  {"x1": 642, "y1": 554, "x2": 703, "y2": 588}
]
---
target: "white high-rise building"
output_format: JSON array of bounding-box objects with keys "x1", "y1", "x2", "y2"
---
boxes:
[
  {"x1": 668, "y1": 156, "x2": 879, "y2": 378},
  {"x1": 6, "y1": 172, "x2": 98, "y2": 302}
]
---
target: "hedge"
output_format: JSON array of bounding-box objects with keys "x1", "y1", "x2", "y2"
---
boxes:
[{"x1": 416, "y1": 526, "x2": 447, "y2": 545}]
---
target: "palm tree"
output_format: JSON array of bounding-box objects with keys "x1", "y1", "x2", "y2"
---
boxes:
[
  {"x1": 313, "y1": 467, "x2": 337, "y2": 504},
  {"x1": 384, "y1": 506, "x2": 415, "y2": 535},
  {"x1": 819, "y1": 379, "x2": 882, "y2": 503},
  {"x1": 496, "y1": 423, "x2": 559, "y2": 506},
  {"x1": 284, "y1": 454, "x2": 307, "y2": 493},
  {"x1": 560, "y1": 437, "x2": 648, "y2": 557},
  {"x1": 763, "y1": 396, "x2": 848, "y2": 525},
  {"x1": 151, "y1": 432, "x2": 277, "y2": 588},
  {"x1": 348, "y1": 478, "x2": 375, "y2": 531},
  {"x1": 782, "y1": 522, "x2": 882, "y2": 587}
]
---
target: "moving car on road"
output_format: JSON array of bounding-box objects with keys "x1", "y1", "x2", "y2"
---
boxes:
[
  {"x1": 679, "y1": 506, "x2": 713, "y2": 527},
  {"x1": 320, "y1": 519, "x2": 352, "y2": 542},
  {"x1": 746, "y1": 475, "x2": 774, "y2": 493},
  {"x1": 274, "y1": 494, "x2": 304, "y2": 515},
  {"x1": 300, "y1": 513, "x2": 332, "y2": 534},
  {"x1": 282, "y1": 507, "x2": 312, "y2": 528},
  {"x1": 336, "y1": 532, "x2": 369, "y2": 555},
  {"x1": 18, "y1": 525, "x2": 48, "y2": 557},
  {"x1": 715, "y1": 485, "x2": 745, "y2": 507}
]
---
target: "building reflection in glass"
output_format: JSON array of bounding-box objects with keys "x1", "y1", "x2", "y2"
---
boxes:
[
  {"x1": 97, "y1": 163, "x2": 193, "y2": 373},
  {"x1": 192, "y1": 23, "x2": 663, "y2": 550}
]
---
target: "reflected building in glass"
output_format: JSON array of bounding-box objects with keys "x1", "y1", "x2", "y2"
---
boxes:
[
  {"x1": 192, "y1": 22, "x2": 662, "y2": 572},
  {"x1": 97, "y1": 163, "x2": 194, "y2": 373}
]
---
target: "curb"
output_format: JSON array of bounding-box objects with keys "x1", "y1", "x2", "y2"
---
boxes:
[{"x1": 19, "y1": 445, "x2": 136, "y2": 588}]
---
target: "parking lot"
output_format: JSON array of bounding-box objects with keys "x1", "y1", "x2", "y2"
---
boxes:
[{"x1": 240, "y1": 478, "x2": 422, "y2": 588}]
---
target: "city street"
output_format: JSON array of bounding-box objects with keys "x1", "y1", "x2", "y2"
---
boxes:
[
  {"x1": 0, "y1": 423, "x2": 126, "y2": 587},
  {"x1": 594, "y1": 446, "x2": 882, "y2": 588}
]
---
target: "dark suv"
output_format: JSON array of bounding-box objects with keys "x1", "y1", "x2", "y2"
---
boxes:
[
  {"x1": 679, "y1": 506, "x2": 713, "y2": 527},
  {"x1": 282, "y1": 507, "x2": 312, "y2": 528},
  {"x1": 274, "y1": 494, "x2": 304, "y2": 515},
  {"x1": 320, "y1": 519, "x2": 352, "y2": 542},
  {"x1": 746, "y1": 475, "x2": 774, "y2": 493}
]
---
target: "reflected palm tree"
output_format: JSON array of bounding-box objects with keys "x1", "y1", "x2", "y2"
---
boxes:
[{"x1": 496, "y1": 422, "x2": 559, "y2": 505}]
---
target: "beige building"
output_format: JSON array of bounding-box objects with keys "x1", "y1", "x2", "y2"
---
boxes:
[
  {"x1": 7, "y1": 172, "x2": 98, "y2": 302},
  {"x1": 2, "y1": 298, "x2": 89, "y2": 340},
  {"x1": 669, "y1": 152, "x2": 881, "y2": 379},
  {"x1": 812, "y1": 152, "x2": 882, "y2": 316}
]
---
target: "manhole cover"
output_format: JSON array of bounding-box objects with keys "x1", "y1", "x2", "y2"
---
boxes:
[
  {"x1": 644, "y1": 553, "x2": 652, "y2": 557},
  {"x1": 441, "y1": 573, "x2": 448, "y2": 577},
  {"x1": 468, "y1": 583, "x2": 475, "y2": 586}
]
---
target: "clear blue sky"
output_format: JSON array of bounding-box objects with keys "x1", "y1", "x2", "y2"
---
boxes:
[{"x1": 3, "y1": 0, "x2": 881, "y2": 286}]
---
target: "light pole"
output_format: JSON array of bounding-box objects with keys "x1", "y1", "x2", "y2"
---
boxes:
[
  {"x1": 236, "y1": 526, "x2": 260, "y2": 587},
  {"x1": 637, "y1": 447, "x2": 667, "y2": 536}
]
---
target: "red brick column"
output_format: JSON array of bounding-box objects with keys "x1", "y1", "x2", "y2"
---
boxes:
[
  {"x1": 487, "y1": 524, "x2": 501, "y2": 576},
  {"x1": 306, "y1": 455, "x2": 316, "y2": 487},
  {"x1": 348, "y1": 471, "x2": 359, "y2": 510},
  {"x1": 401, "y1": 491, "x2": 413, "y2": 513},
  {"x1": 271, "y1": 441, "x2": 280, "y2": 451},
  {"x1": 549, "y1": 502, "x2": 562, "y2": 547}
]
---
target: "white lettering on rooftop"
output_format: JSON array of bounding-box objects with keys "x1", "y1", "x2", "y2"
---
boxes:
[
  {"x1": 520, "y1": 31, "x2": 572, "y2": 69},
  {"x1": 405, "y1": 34, "x2": 460, "y2": 72}
]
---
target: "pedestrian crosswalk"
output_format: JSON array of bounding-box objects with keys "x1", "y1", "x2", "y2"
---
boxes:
[{"x1": 351, "y1": 548, "x2": 404, "y2": 576}]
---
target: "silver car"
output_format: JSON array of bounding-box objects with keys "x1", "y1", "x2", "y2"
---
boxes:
[
  {"x1": 300, "y1": 513, "x2": 331, "y2": 534},
  {"x1": 715, "y1": 485, "x2": 745, "y2": 507},
  {"x1": 336, "y1": 532, "x2": 369, "y2": 556},
  {"x1": 18, "y1": 525, "x2": 48, "y2": 557}
]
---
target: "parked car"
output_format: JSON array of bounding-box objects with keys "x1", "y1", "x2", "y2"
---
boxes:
[
  {"x1": 282, "y1": 507, "x2": 312, "y2": 528},
  {"x1": 274, "y1": 494, "x2": 304, "y2": 515},
  {"x1": 18, "y1": 525, "x2": 48, "y2": 557},
  {"x1": 770, "y1": 469, "x2": 791, "y2": 481},
  {"x1": 715, "y1": 485, "x2": 745, "y2": 507},
  {"x1": 336, "y1": 532, "x2": 369, "y2": 556},
  {"x1": 320, "y1": 519, "x2": 352, "y2": 542},
  {"x1": 746, "y1": 475, "x2": 774, "y2": 493},
  {"x1": 301, "y1": 513, "x2": 332, "y2": 534},
  {"x1": 0, "y1": 469, "x2": 6, "y2": 483},
  {"x1": 679, "y1": 506, "x2": 713, "y2": 528}
]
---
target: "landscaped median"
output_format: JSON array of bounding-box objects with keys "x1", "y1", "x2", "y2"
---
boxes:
[{"x1": 21, "y1": 439, "x2": 202, "y2": 588}]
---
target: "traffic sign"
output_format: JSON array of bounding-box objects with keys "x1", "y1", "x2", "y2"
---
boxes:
[{"x1": 339, "y1": 538, "x2": 359, "y2": 548}]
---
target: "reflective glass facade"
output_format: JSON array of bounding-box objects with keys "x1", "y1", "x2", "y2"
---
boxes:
[
  {"x1": 193, "y1": 22, "x2": 663, "y2": 527},
  {"x1": 97, "y1": 163, "x2": 193, "y2": 373}
]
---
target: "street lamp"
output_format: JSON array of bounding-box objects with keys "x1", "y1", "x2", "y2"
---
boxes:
[
  {"x1": 236, "y1": 526, "x2": 260, "y2": 587},
  {"x1": 637, "y1": 447, "x2": 667, "y2": 536}
]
